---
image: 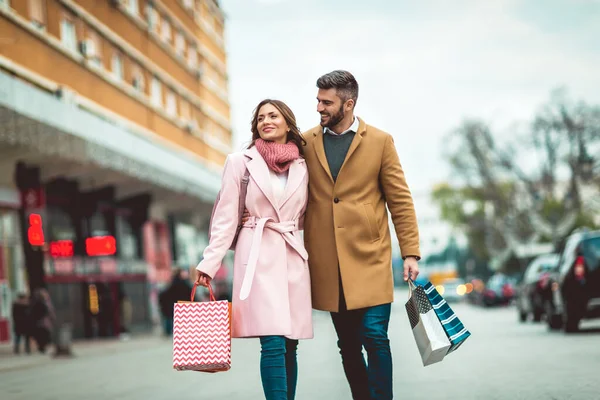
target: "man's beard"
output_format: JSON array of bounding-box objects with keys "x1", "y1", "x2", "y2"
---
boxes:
[{"x1": 320, "y1": 104, "x2": 345, "y2": 128}]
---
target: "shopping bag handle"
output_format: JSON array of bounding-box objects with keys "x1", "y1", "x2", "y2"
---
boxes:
[
  {"x1": 191, "y1": 282, "x2": 216, "y2": 302},
  {"x1": 407, "y1": 278, "x2": 417, "y2": 298}
]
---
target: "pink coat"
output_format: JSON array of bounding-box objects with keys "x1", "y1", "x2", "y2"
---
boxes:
[{"x1": 196, "y1": 147, "x2": 313, "y2": 340}]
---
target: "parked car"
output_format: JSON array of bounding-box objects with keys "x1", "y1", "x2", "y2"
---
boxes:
[
  {"x1": 437, "y1": 278, "x2": 467, "y2": 303},
  {"x1": 544, "y1": 229, "x2": 600, "y2": 332},
  {"x1": 482, "y1": 273, "x2": 515, "y2": 307},
  {"x1": 516, "y1": 253, "x2": 559, "y2": 322}
]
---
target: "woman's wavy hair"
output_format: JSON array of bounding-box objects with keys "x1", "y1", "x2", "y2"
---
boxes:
[{"x1": 248, "y1": 99, "x2": 306, "y2": 156}]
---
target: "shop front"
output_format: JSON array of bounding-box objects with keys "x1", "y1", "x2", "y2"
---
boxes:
[
  {"x1": 0, "y1": 186, "x2": 25, "y2": 344},
  {"x1": 0, "y1": 67, "x2": 222, "y2": 341}
]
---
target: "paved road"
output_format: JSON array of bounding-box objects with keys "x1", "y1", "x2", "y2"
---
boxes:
[{"x1": 2, "y1": 289, "x2": 600, "y2": 400}]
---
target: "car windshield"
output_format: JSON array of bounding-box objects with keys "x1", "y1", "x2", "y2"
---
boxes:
[
  {"x1": 523, "y1": 255, "x2": 558, "y2": 282},
  {"x1": 582, "y1": 237, "x2": 600, "y2": 270}
]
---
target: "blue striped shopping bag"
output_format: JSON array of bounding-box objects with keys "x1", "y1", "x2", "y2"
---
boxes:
[{"x1": 422, "y1": 281, "x2": 471, "y2": 354}]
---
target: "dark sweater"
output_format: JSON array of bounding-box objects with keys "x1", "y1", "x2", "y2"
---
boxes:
[{"x1": 323, "y1": 132, "x2": 356, "y2": 182}]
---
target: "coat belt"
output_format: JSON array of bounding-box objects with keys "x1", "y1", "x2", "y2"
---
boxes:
[{"x1": 239, "y1": 216, "x2": 308, "y2": 300}]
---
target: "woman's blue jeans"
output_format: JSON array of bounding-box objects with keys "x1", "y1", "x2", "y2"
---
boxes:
[{"x1": 259, "y1": 335, "x2": 299, "y2": 400}]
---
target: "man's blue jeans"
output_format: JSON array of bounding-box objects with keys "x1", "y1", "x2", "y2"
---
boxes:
[
  {"x1": 331, "y1": 290, "x2": 393, "y2": 400},
  {"x1": 259, "y1": 335, "x2": 299, "y2": 400}
]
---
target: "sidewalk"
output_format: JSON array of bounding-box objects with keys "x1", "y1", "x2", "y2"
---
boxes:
[{"x1": 0, "y1": 331, "x2": 167, "y2": 373}]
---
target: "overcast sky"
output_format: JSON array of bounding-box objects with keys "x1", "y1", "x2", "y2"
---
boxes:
[{"x1": 218, "y1": 0, "x2": 600, "y2": 251}]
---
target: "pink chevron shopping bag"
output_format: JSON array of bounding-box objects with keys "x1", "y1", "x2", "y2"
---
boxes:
[{"x1": 173, "y1": 283, "x2": 232, "y2": 373}]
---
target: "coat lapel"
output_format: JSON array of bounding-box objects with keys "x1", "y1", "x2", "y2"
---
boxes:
[
  {"x1": 339, "y1": 117, "x2": 366, "y2": 173},
  {"x1": 312, "y1": 130, "x2": 334, "y2": 184},
  {"x1": 244, "y1": 147, "x2": 280, "y2": 215},
  {"x1": 279, "y1": 158, "x2": 306, "y2": 209}
]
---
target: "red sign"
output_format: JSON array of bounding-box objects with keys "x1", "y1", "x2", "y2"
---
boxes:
[
  {"x1": 86, "y1": 236, "x2": 117, "y2": 257},
  {"x1": 27, "y1": 213, "x2": 45, "y2": 246},
  {"x1": 50, "y1": 240, "x2": 74, "y2": 258}
]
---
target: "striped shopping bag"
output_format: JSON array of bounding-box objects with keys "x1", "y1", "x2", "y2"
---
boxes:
[
  {"x1": 422, "y1": 281, "x2": 471, "y2": 354},
  {"x1": 173, "y1": 283, "x2": 232, "y2": 373},
  {"x1": 405, "y1": 280, "x2": 451, "y2": 366}
]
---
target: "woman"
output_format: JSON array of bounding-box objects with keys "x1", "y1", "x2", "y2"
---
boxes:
[
  {"x1": 195, "y1": 99, "x2": 312, "y2": 400},
  {"x1": 30, "y1": 288, "x2": 55, "y2": 353}
]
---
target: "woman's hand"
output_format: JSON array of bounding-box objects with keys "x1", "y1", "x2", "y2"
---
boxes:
[
  {"x1": 195, "y1": 270, "x2": 212, "y2": 287},
  {"x1": 242, "y1": 208, "x2": 251, "y2": 224}
]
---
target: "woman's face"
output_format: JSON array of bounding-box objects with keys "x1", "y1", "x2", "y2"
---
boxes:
[{"x1": 256, "y1": 103, "x2": 289, "y2": 144}]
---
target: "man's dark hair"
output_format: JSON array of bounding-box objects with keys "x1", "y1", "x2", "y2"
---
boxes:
[{"x1": 316, "y1": 70, "x2": 359, "y2": 107}]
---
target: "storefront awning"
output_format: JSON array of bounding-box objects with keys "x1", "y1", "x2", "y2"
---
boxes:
[{"x1": 0, "y1": 70, "x2": 223, "y2": 203}]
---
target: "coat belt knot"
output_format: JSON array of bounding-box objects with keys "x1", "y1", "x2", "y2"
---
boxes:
[{"x1": 239, "y1": 216, "x2": 308, "y2": 300}]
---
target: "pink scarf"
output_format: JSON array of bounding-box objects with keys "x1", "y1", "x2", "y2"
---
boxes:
[{"x1": 255, "y1": 139, "x2": 300, "y2": 173}]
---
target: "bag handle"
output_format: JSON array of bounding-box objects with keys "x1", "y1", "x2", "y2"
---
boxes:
[
  {"x1": 407, "y1": 278, "x2": 417, "y2": 299},
  {"x1": 191, "y1": 282, "x2": 216, "y2": 302},
  {"x1": 236, "y1": 168, "x2": 250, "y2": 229}
]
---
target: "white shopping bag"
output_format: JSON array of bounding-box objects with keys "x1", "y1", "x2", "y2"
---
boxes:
[{"x1": 405, "y1": 280, "x2": 451, "y2": 366}]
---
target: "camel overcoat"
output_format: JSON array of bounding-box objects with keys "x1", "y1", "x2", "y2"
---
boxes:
[
  {"x1": 196, "y1": 147, "x2": 313, "y2": 340},
  {"x1": 303, "y1": 118, "x2": 421, "y2": 312}
]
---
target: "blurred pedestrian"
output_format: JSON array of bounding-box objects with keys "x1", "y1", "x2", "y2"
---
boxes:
[
  {"x1": 196, "y1": 99, "x2": 311, "y2": 400},
  {"x1": 214, "y1": 280, "x2": 231, "y2": 302},
  {"x1": 159, "y1": 269, "x2": 192, "y2": 336},
  {"x1": 301, "y1": 70, "x2": 421, "y2": 400},
  {"x1": 30, "y1": 288, "x2": 56, "y2": 354},
  {"x1": 119, "y1": 288, "x2": 133, "y2": 340},
  {"x1": 11, "y1": 293, "x2": 32, "y2": 355}
]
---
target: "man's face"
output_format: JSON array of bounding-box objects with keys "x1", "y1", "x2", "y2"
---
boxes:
[{"x1": 317, "y1": 88, "x2": 345, "y2": 128}]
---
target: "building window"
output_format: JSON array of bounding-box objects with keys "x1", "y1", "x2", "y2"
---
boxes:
[
  {"x1": 60, "y1": 18, "x2": 77, "y2": 52},
  {"x1": 111, "y1": 53, "x2": 123, "y2": 81},
  {"x1": 160, "y1": 19, "x2": 171, "y2": 43},
  {"x1": 83, "y1": 32, "x2": 102, "y2": 67},
  {"x1": 88, "y1": 211, "x2": 108, "y2": 237},
  {"x1": 173, "y1": 222, "x2": 202, "y2": 268},
  {"x1": 146, "y1": 3, "x2": 158, "y2": 32},
  {"x1": 187, "y1": 47, "x2": 197, "y2": 69},
  {"x1": 47, "y1": 207, "x2": 76, "y2": 242},
  {"x1": 151, "y1": 78, "x2": 162, "y2": 106},
  {"x1": 166, "y1": 91, "x2": 177, "y2": 116},
  {"x1": 132, "y1": 67, "x2": 145, "y2": 92},
  {"x1": 125, "y1": 0, "x2": 138, "y2": 16},
  {"x1": 116, "y1": 215, "x2": 138, "y2": 260},
  {"x1": 175, "y1": 32, "x2": 185, "y2": 57},
  {"x1": 29, "y1": 0, "x2": 46, "y2": 29}
]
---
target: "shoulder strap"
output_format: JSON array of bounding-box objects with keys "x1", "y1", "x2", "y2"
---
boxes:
[{"x1": 236, "y1": 168, "x2": 250, "y2": 227}]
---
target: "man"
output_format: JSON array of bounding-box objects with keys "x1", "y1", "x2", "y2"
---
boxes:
[
  {"x1": 302, "y1": 70, "x2": 421, "y2": 399},
  {"x1": 11, "y1": 293, "x2": 32, "y2": 354}
]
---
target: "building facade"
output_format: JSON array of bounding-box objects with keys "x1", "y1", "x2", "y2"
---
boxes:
[{"x1": 0, "y1": 0, "x2": 231, "y2": 341}]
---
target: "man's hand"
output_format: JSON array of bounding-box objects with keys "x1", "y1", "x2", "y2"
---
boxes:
[
  {"x1": 195, "y1": 270, "x2": 212, "y2": 287},
  {"x1": 242, "y1": 208, "x2": 251, "y2": 224},
  {"x1": 403, "y1": 257, "x2": 419, "y2": 282}
]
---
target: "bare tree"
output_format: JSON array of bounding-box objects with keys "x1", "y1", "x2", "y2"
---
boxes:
[
  {"x1": 438, "y1": 89, "x2": 600, "y2": 271},
  {"x1": 528, "y1": 88, "x2": 600, "y2": 210}
]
